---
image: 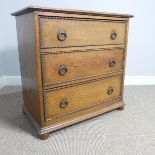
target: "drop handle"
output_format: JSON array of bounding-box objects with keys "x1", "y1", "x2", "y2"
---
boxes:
[
  {"x1": 110, "y1": 30, "x2": 117, "y2": 40},
  {"x1": 109, "y1": 58, "x2": 116, "y2": 67},
  {"x1": 59, "y1": 64, "x2": 68, "y2": 75},
  {"x1": 57, "y1": 29, "x2": 67, "y2": 41},
  {"x1": 60, "y1": 98, "x2": 68, "y2": 108},
  {"x1": 107, "y1": 86, "x2": 114, "y2": 95}
]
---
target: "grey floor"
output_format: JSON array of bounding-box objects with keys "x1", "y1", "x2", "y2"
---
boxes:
[{"x1": 0, "y1": 86, "x2": 155, "y2": 155}]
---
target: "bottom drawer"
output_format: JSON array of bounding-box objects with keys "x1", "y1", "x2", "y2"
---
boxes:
[{"x1": 44, "y1": 74, "x2": 122, "y2": 120}]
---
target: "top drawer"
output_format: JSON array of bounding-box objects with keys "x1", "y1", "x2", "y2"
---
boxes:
[{"x1": 39, "y1": 16, "x2": 126, "y2": 48}]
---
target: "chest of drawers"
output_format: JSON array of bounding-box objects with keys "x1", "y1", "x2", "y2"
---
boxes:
[{"x1": 12, "y1": 6, "x2": 133, "y2": 140}]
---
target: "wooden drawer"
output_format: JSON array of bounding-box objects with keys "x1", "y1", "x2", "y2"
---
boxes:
[
  {"x1": 42, "y1": 48, "x2": 124, "y2": 85},
  {"x1": 44, "y1": 75, "x2": 122, "y2": 120},
  {"x1": 39, "y1": 16, "x2": 126, "y2": 48}
]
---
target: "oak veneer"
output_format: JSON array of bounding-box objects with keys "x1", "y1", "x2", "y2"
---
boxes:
[
  {"x1": 45, "y1": 75, "x2": 122, "y2": 120},
  {"x1": 42, "y1": 48, "x2": 124, "y2": 85},
  {"x1": 12, "y1": 6, "x2": 133, "y2": 140},
  {"x1": 39, "y1": 17, "x2": 126, "y2": 48}
]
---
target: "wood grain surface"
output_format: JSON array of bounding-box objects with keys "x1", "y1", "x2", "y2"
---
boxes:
[
  {"x1": 15, "y1": 12, "x2": 43, "y2": 125},
  {"x1": 39, "y1": 17, "x2": 126, "y2": 48},
  {"x1": 45, "y1": 75, "x2": 122, "y2": 119},
  {"x1": 42, "y1": 48, "x2": 124, "y2": 85}
]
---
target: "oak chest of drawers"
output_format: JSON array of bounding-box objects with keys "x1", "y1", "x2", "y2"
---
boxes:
[{"x1": 12, "y1": 6, "x2": 133, "y2": 140}]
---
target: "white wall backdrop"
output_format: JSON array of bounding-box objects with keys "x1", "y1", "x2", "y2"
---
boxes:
[{"x1": 0, "y1": 0, "x2": 155, "y2": 79}]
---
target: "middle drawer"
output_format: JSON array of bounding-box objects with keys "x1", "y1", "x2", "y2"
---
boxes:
[{"x1": 41, "y1": 48, "x2": 124, "y2": 86}]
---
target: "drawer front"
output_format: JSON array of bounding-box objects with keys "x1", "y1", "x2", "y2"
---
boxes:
[
  {"x1": 42, "y1": 48, "x2": 124, "y2": 85},
  {"x1": 39, "y1": 16, "x2": 126, "y2": 48},
  {"x1": 44, "y1": 75, "x2": 122, "y2": 120}
]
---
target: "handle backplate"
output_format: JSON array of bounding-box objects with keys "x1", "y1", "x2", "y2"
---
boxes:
[
  {"x1": 109, "y1": 58, "x2": 116, "y2": 67},
  {"x1": 57, "y1": 29, "x2": 67, "y2": 41},
  {"x1": 110, "y1": 30, "x2": 117, "y2": 40},
  {"x1": 59, "y1": 64, "x2": 68, "y2": 75},
  {"x1": 107, "y1": 86, "x2": 114, "y2": 95},
  {"x1": 60, "y1": 98, "x2": 68, "y2": 108}
]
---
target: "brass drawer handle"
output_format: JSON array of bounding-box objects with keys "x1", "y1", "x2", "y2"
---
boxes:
[
  {"x1": 110, "y1": 30, "x2": 117, "y2": 40},
  {"x1": 59, "y1": 64, "x2": 68, "y2": 75},
  {"x1": 57, "y1": 29, "x2": 67, "y2": 41},
  {"x1": 107, "y1": 86, "x2": 114, "y2": 95},
  {"x1": 109, "y1": 58, "x2": 116, "y2": 67},
  {"x1": 60, "y1": 98, "x2": 68, "y2": 108}
]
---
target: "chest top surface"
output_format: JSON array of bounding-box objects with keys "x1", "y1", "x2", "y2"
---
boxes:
[{"x1": 11, "y1": 5, "x2": 133, "y2": 18}]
